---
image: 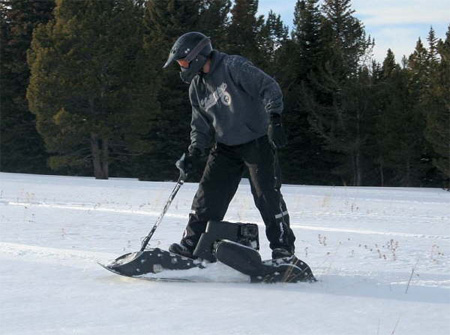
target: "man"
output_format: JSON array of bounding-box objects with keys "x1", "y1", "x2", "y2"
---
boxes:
[{"x1": 163, "y1": 32, "x2": 296, "y2": 260}]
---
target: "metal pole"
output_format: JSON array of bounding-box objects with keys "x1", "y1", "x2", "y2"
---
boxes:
[{"x1": 140, "y1": 176, "x2": 185, "y2": 251}]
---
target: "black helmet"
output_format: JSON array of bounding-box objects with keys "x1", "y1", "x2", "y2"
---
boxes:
[{"x1": 163, "y1": 32, "x2": 213, "y2": 83}]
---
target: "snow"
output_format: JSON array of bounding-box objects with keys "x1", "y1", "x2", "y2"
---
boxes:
[{"x1": 1, "y1": 172, "x2": 449, "y2": 335}]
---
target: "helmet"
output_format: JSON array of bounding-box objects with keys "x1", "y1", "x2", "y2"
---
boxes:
[{"x1": 163, "y1": 32, "x2": 213, "y2": 83}]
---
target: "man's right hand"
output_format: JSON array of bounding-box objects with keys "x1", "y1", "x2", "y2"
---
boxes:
[{"x1": 175, "y1": 148, "x2": 203, "y2": 181}]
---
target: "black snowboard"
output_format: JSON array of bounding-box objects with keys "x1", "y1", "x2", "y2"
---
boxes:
[
  {"x1": 98, "y1": 262, "x2": 201, "y2": 282},
  {"x1": 100, "y1": 248, "x2": 203, "y2": 277},
  {"x1": 215, "y1": 240, "x2": 317, "y2": 283},
  {"x1": 100, "y1": 244, "x2": 316, "y2": 284}
]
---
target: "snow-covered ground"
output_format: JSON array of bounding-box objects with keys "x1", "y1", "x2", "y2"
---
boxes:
[{"x1": 1, "y1": 172, "x2": 449, "y2": 335}]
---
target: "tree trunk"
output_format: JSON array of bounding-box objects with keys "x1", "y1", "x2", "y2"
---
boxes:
[
  {"x1": 351, "y1": 149, "x2": 362, "y2": 186},
  {"x1": 355, "y1": 149, "x2": 362, "y2": 186},
  {"x1": 90, "y1": 133, "x2": 109, "y2": 179},
  {"x1": 404, "y1": 158, "x2": 411, "y2": 187},
  {"x1": 102, "y1": 138, "x2": 109, "y2": 178},
  {"x1": 379, "y1": 157, "x2": 385, "y2": 187}
]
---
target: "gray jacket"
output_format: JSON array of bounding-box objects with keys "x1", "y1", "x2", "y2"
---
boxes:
[{"x1": 188, "y1": 50, "x2": 283, "y2": 151}]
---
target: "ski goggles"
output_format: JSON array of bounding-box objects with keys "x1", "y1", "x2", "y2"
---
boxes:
[{"x1": 177, "y1": 58, "x2": 190, "y2": 69}]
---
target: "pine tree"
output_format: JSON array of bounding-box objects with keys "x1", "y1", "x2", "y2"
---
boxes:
[
  {"x1": 408, "y1": 38, "x2": 429, "y2": 87},
  {"x1": 292, "y1": 0, "x2": 322, "y2": 77},
  {"x1": 27, "y1": 0, "x2": 157, "y2": 179},
  {"x1": 304, "y1": 0, "x2": 374, "y2": 185},
  {"x1": 276, "y1": 0, "x2": 335, "y2": 184},
  {"x1": 400, "y1": 37, "x2": 435, "y2": 186},
  {"x1": 138, "y1": 0, "x2": 203, "y2": 180},
  {"x1": 320, "y1": 0, "x2": 372, "y2": 76},
  {"x1": 198, "y1": 0, "x2": 231, "y2": 50},
  {"x1": 256, "y1": 10, "x2": 288, "y2": 75},
  {"x1": 374, "y1": 50, "x2": 418, "y2": 186},
  {"x1": 0, "y1": 0, "x2": 54, "y2": 173},
  {"x1": 227, "y1": 0, "x2": 263, "y2": 62},
  {"x1": 427, "y1": 26, "x2": 439, "y2": 64},
  {"x1": 424, "y1": 25, "x2": 450, "y2": 188},
  {"x1": 421, "y1": 28, "x2": 442, "y2": 185},
  {"x1": 372, "y1": 39, "x2": 432, "y2": 187},
  {"x1": 382, "y1": 49, "x2": 397, "y2": 77},
  {"x1": 372, "y1": 49, "x2": 399, "y2": 186}
]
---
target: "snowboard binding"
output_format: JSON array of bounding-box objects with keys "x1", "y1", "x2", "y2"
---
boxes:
[
  {"x1": 193, "y1": 220, "x2": 259, "y2": 262},
  {"x1": 214, "y1": 240, "x2": 317, "y2": 283}
]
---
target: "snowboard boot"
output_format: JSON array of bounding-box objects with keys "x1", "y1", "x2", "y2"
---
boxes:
[
  {"x1": 168, "y1": 243, "x2": 196, "y2": 259},
  {"x1": 270, "y1": 248, "x2": 317, "y2": 282},
  {"x1": 272, "y1": 248, "x2": 294, "y2": 259},
  {"x1": 216, "y1": 240, "x2": 316, "y2": 283}
]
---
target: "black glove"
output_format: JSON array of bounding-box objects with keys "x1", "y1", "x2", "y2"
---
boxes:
[
  {"x1": 268, "y1": 113, "x2": 287, "y2": 149},
  {"x1": 175, "y1": 148, "x2": 203, "y2": 181}
]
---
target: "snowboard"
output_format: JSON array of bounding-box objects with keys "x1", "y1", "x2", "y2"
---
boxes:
[
  {"x1": 215, "y1": 240, "x2": 317, "y2": 283},
  {"x1": 100, "y1": 244, "x2": 316, "y2": 284},
  {"x1": 98, "y1": 262, "x2": 197, "y2": 282}
]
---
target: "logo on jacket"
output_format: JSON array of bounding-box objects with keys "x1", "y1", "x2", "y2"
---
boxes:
[{"x1": 200, "y1": 83, "x2": 231, "y2": 111}]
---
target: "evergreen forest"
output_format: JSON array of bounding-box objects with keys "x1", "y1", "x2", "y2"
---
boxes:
[{"x1": 1, "y1": 0, "x2": 449, "y2": 188}]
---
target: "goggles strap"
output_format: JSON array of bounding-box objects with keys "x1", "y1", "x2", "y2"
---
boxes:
[{"x1": 185, "y1": 37, "x2": 211, "y2": 63}]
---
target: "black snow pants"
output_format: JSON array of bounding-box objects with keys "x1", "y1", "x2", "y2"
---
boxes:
[{"x1": 181, "y1": 135, "x2": 296, "y2": 253}]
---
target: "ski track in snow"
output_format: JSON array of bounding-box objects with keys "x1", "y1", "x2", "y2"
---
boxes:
[
  {"x1": 0, "y1": 241, "x2": 115, "y2": 265},
  {"x1": 1, "y1": 173, "x2": 449, "y2": 335},
  {"x1": 3, "y1": 199, "x2": 449, "y2": 240}
]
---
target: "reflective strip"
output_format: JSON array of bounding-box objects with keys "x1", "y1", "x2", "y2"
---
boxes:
[
  {"x1": 190, "y1": 209, "x2": 196, "y2": 215},
  {"x1": 279, "y1": 222, "x2": 285, "y2": 243},
  {"x1": 275, "y1": 211, "x2": 289, "y2": 219}
]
